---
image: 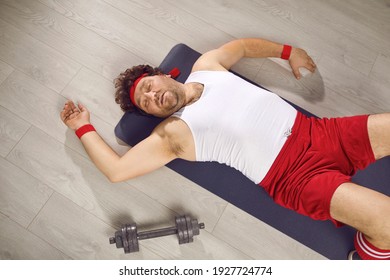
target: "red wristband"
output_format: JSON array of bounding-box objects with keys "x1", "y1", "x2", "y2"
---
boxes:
[
  {"x1": 75, "y1": 124, "x2": 96, "y2": 139},
  {"x1": 281, "y1": 45, "x2": 292, "y2": 60}
]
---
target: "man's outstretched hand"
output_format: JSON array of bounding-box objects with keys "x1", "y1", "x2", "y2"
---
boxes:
[
  {"x1": 60, "y1": 100, "x2": 91, "y2": 131},
  {"x1": 289, "y1": 48, "x2": 316, "y2": 79}
]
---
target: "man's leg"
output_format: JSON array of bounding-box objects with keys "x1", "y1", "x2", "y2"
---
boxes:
[
  {"x1": 330, "y1": 182, "x2": 390, "y2": 251},
  {"x1": 367, "y1": 113, "x2": 390, "y2": 160},
  {"x1": 330, "y1": 113, "x2": 390, "y2": 259}
]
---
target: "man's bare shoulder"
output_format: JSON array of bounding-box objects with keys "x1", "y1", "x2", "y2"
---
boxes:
[
  {"x1": 152, "y1": 116, "x2": 195, "y2": 160},
  {"x1": 191, "y1": 40, "x2": 246, "y2": 72},
  {"x1": 192, "y1": 49, "x2": 229, "y2": 72}
]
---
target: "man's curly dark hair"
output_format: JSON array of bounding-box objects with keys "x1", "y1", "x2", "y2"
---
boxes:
[{"x1": 114, "y1": 65, "x2": 164, "y2": 114}]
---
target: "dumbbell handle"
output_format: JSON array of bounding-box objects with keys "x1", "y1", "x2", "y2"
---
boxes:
[{"x1": 137, "y1": 226, "x2": 177, "y2": 240}]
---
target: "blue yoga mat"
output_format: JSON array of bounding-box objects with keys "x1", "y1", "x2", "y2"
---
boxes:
[{"x1": 115, "y1": 44, "x2": 390, "y2": 259}]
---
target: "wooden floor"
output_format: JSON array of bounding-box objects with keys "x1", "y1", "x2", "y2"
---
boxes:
[{"x1": 0, "y1": 0, "x2": 389, "y2": 260}]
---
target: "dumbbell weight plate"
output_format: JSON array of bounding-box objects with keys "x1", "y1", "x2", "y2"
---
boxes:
[
  {"x1": 183, "y1": 216, "x2": 191, "y2": 244},
  {"x1": 185, "y1": 215, "x2": 194, "y2": 243},
  {"x1": 192, "y1": 218, "x2": 200, "y2": 236},
  {"x1": 183, "y1": 216, "x2": 190, "y2": 243},
  {"x1": 176, "y1": 216, "x2": 189, "y2": 244},
  {"x1": 125, "y1": 223, "x2": 139, "y2": 253},
  {"x1": 121, "y1": 226, "x2": 130, "y2": 253},
  {"x1": 176, "y1": 216, "x2": 184, "y2": 244}
]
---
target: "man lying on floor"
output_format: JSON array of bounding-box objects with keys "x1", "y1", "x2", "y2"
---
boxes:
[{"x1": 60, "y1": 38, "x2": 390, "y2": 260}]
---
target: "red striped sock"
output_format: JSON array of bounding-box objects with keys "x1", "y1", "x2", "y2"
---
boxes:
[{"x1": 354, "y1": 231, "x2": 390, "y2": 260}]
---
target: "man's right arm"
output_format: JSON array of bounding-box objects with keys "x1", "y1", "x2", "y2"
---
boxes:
[
  {"x1": 61, "y1": 101, "x2": 178, "y2": 182},
  {"x1": 79, "y1": 125, "x2": 177, "y2": 182}
]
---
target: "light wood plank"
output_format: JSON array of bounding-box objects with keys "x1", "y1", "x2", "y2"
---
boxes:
[
  {"x1": 0, "y1": 0, "x2": 144, "y2": 80},
  {"x1": 0, "y1": 59, "x2": 13, "y2": 84},
  {"x1": 0, "y1": 18, "x2": 80, "y2": 93},
  {"x1": 213, "y1": 204, "x2": 326, "y2": 260},
  {"x1": 0, "y1": 106, "x2": 30, "y2": 157},
  {"x1": 28, "y1": 192, "x2": 161, "y2": 259},
  {"x1": 0, "y1": 212, "x2": 70, "y2": 260},
  {"x1": 0, "y1": 157, "x2": 53, "y2": 228},
  {"x1": 39, "y1": 0, "x2": 177, "y2": 66},
  {"x1": 291, "y1": 0, "x2": 390, "y2": 57},
  {"x1": 327, "y1": 0, "x2": 390, "y2": 54},
  {"x1": 370, "y1": 54, "x2": 390, "y2": 85},
  {"x1": 315, "y1": 55, "x2": 390, "y2": 114},
  {"x1": 104, "y1": 0, "x2": 233, "y2": 52}
]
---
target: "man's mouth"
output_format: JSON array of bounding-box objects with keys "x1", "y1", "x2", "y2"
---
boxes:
[{"x1": 159, "y1": 92, "x2": 165, "y2": 106}]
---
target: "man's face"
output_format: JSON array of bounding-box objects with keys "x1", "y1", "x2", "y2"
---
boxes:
[{"x1": 133, "y1": 75, "x2": 183, "y2": 118}]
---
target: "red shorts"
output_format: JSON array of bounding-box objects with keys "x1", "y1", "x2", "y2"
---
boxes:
[{"x1": 259, "y1": 112, "x2": 375, "y2": 226}]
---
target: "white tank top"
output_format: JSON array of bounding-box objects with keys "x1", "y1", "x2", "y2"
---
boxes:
[{"x1": 173, "y1": 71, "x2": 297, "y2": 184}]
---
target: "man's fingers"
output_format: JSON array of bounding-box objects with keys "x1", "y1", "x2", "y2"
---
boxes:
[
  {"x1": 78, "y1": 102, "x2": 85, "y2": 112},
  {"x1": 61, "y1": 109, "x2": 72, "y2": 122},
  {"x1": 65, "y1": 100, "x2": 74, "y2": 108},
  {"x1": 293, "y1": 68, "x2": 301, "y2": 80},
  {"x1": 305, "y1": 64, "x2": 316, "y2": 73},
  {"x1": 61, "y1": 100, "x2": 80, "y2": 122},
  {"x1": 60, "y1": 109, "x2": 67, "y2": 121},
  {"x1": 64, "y1": 100, "x2": 81, "y2": 111},
  {"x1": 72, "y1": 103, "x2": 80, "y2": 112},
  {"x1": 309, "y1": 61, "x2": 316, "y2": 72},
  {"x1": 305, "y1": 57, "x2": 316, "y2": 71}
]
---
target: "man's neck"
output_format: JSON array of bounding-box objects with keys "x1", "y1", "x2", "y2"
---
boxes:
[{"x1": 184, "y1": 82, "x2": 204, "y2": 106}]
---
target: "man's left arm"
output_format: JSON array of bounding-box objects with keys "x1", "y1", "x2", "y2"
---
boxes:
[{"x1": 192, "y1": 38, "x2": 316, "y2": 79}]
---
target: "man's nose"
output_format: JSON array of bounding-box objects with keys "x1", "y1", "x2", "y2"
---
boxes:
[{"x1": 144, "y1": 91, "x2": 156, "y2": 100}]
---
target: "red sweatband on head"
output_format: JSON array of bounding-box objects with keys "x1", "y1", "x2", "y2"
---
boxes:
[
  {"x1": 169, "y1": 67, "x2": 180, "y2": 79},
  {"x1": 129, "y1": 73, "x2": 148, "y2": 108},
  {"x1": 281, "y1": 45, "x2": 292, "y2": 60},
  {"x1": 75, "y1": 124, "x2": 96, "y2": 139}
]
